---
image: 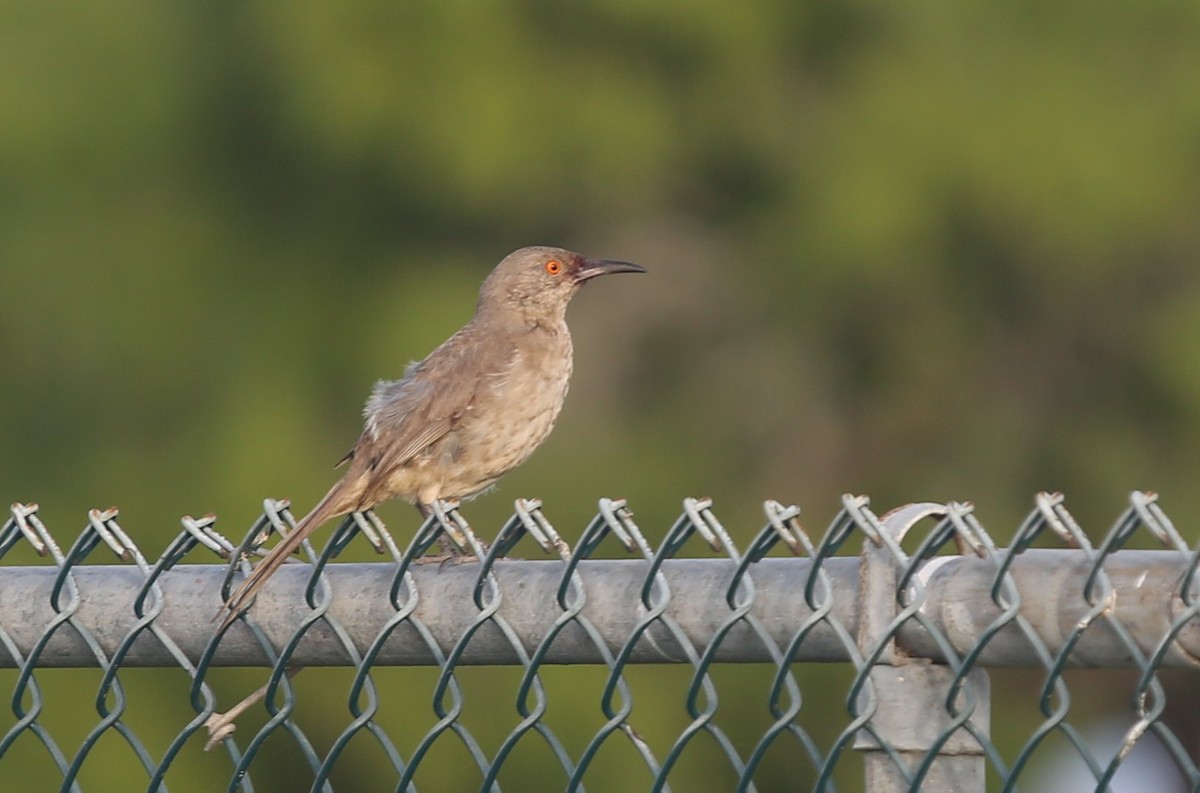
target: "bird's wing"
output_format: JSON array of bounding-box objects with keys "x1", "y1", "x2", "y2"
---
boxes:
[
  {"x1": 358, "y1": 328, "x2": 515, "y2": 479},
  {"x1": 367, "y1": 415, "x2": 455, "y2": 473}
]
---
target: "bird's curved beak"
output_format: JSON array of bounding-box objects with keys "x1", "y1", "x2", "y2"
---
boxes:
[{"x1": 573, "y1": 258, "x2": 647, "y2": 283}]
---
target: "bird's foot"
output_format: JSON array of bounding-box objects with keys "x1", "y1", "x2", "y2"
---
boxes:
[
  {"x1": 414, "y1": 551, "x2": 480, "y2": 568},
  {"x1": 204, "y1": 667, "x2": 303, "y2": 751},
  {"x1": 408, "y1": 527, "x2": 490, "y2": 566},
  {"x1": 436, "y1": 530, "x2": 491, "y2": 558}
]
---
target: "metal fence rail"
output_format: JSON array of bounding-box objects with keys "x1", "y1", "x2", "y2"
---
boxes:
[{"x1": 0, "y1": 493, "x2": 1197, "y2": 792}]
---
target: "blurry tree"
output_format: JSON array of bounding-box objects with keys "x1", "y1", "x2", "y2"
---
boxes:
[{"x1": 2, "y1": 0, "x2": 1200, "y2": 790}]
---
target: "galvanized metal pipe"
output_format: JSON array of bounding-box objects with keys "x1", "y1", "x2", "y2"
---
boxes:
[
  {"x1": 0, "y1": 552, "x2": 1195, "y2": 669},
  {"x1": 903, "y1": 549, "x2": 1200, "y2": 668}
]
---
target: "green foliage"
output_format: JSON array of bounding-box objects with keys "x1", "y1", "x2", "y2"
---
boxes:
[{"x1": 3, "y1": 1, "x2": 1200, "y2": 790}]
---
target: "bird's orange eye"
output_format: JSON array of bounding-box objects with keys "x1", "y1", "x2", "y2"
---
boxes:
[{"x1": 545, "y1": 260, "x2": 562, "y2": 275}]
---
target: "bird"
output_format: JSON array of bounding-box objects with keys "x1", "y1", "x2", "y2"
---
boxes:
[{"x1": 219, "y1": 246, "x2": 645, "y2": 626}]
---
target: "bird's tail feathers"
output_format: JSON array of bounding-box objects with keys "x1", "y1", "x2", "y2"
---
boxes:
[{"x1": 217, "y1": 486, "x2": 349, "y2": 630}]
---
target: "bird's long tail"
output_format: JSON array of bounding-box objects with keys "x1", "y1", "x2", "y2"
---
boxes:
[{"x1": 218, "y1": 482, "x2": 353, "y2": 630}]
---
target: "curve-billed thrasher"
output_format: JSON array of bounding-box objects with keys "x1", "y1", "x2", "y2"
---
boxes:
[{"x1": 220, "y1": 246, "x2": 644, "y2": 624}]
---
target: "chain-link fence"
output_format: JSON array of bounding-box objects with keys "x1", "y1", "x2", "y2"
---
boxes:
[{"x1": 1, "y1": 493, "x2": 1197, "y2": 792}]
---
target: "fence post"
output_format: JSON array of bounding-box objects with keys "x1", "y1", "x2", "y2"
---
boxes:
[{"x1": 853, "y1": 504, "x2": 990, "y2": 793}]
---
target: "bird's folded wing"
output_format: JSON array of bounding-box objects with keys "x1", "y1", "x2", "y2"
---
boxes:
[
  {"x1": 360, "y1": 330, "x2": 515, "y2": 478},
  {"x1": 364, "y1": 372, "x2": 476, "y2": 476},
  {"x1": 369, "y1": 415, "x2": 454, "y2": 474}
]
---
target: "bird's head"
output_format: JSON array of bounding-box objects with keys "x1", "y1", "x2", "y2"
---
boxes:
[{"x1": 479, "y1": 246, "x2": 645, "y2": 321}]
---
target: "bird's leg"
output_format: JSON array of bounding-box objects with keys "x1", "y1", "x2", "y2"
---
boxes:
[
  {"x1": 204, "y1": 666, "x2": 303, "y2": 751},
  {"x1": 414, "y1": 500, "x2": 483, "y2": 564},
  {"x1": 413, "y1": 502, "x2": 454, "y2": 561},
  {"x1": 436, "y1": 528, "x2": 457, "y2": 557}
]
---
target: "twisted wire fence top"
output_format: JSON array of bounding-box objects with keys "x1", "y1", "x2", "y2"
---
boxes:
[{"x1": 1, "y1": 492, "x2": 1197, "y2": 792}]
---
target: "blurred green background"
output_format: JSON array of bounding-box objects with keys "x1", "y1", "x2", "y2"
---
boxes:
[{"x1": 3, "y1": 1, "x2": 1200, "y2": 791}]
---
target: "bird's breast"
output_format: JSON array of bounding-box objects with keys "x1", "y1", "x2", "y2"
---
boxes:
[
  {"x1": 484, "y1": 327, "x2": 572, "y2": 430},
  {"x1": 446, "y1": 326, "x2": 573, "y2": 483}
]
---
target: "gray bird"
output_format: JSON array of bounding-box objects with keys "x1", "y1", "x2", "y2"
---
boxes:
[{"x1": 220, "y1": 246, "x2": 644, "y2": 625}]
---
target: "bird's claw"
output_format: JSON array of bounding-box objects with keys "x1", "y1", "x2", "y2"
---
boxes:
[
  {"x1": 203, "y1": 668, "x2": 303, "y2": 751},
  {"x1": 204, "y1": 712, "x2": 238, "y2": 751},
  {"x1": 413, "y1": 552, "x2": 480, "y2": 569}
]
